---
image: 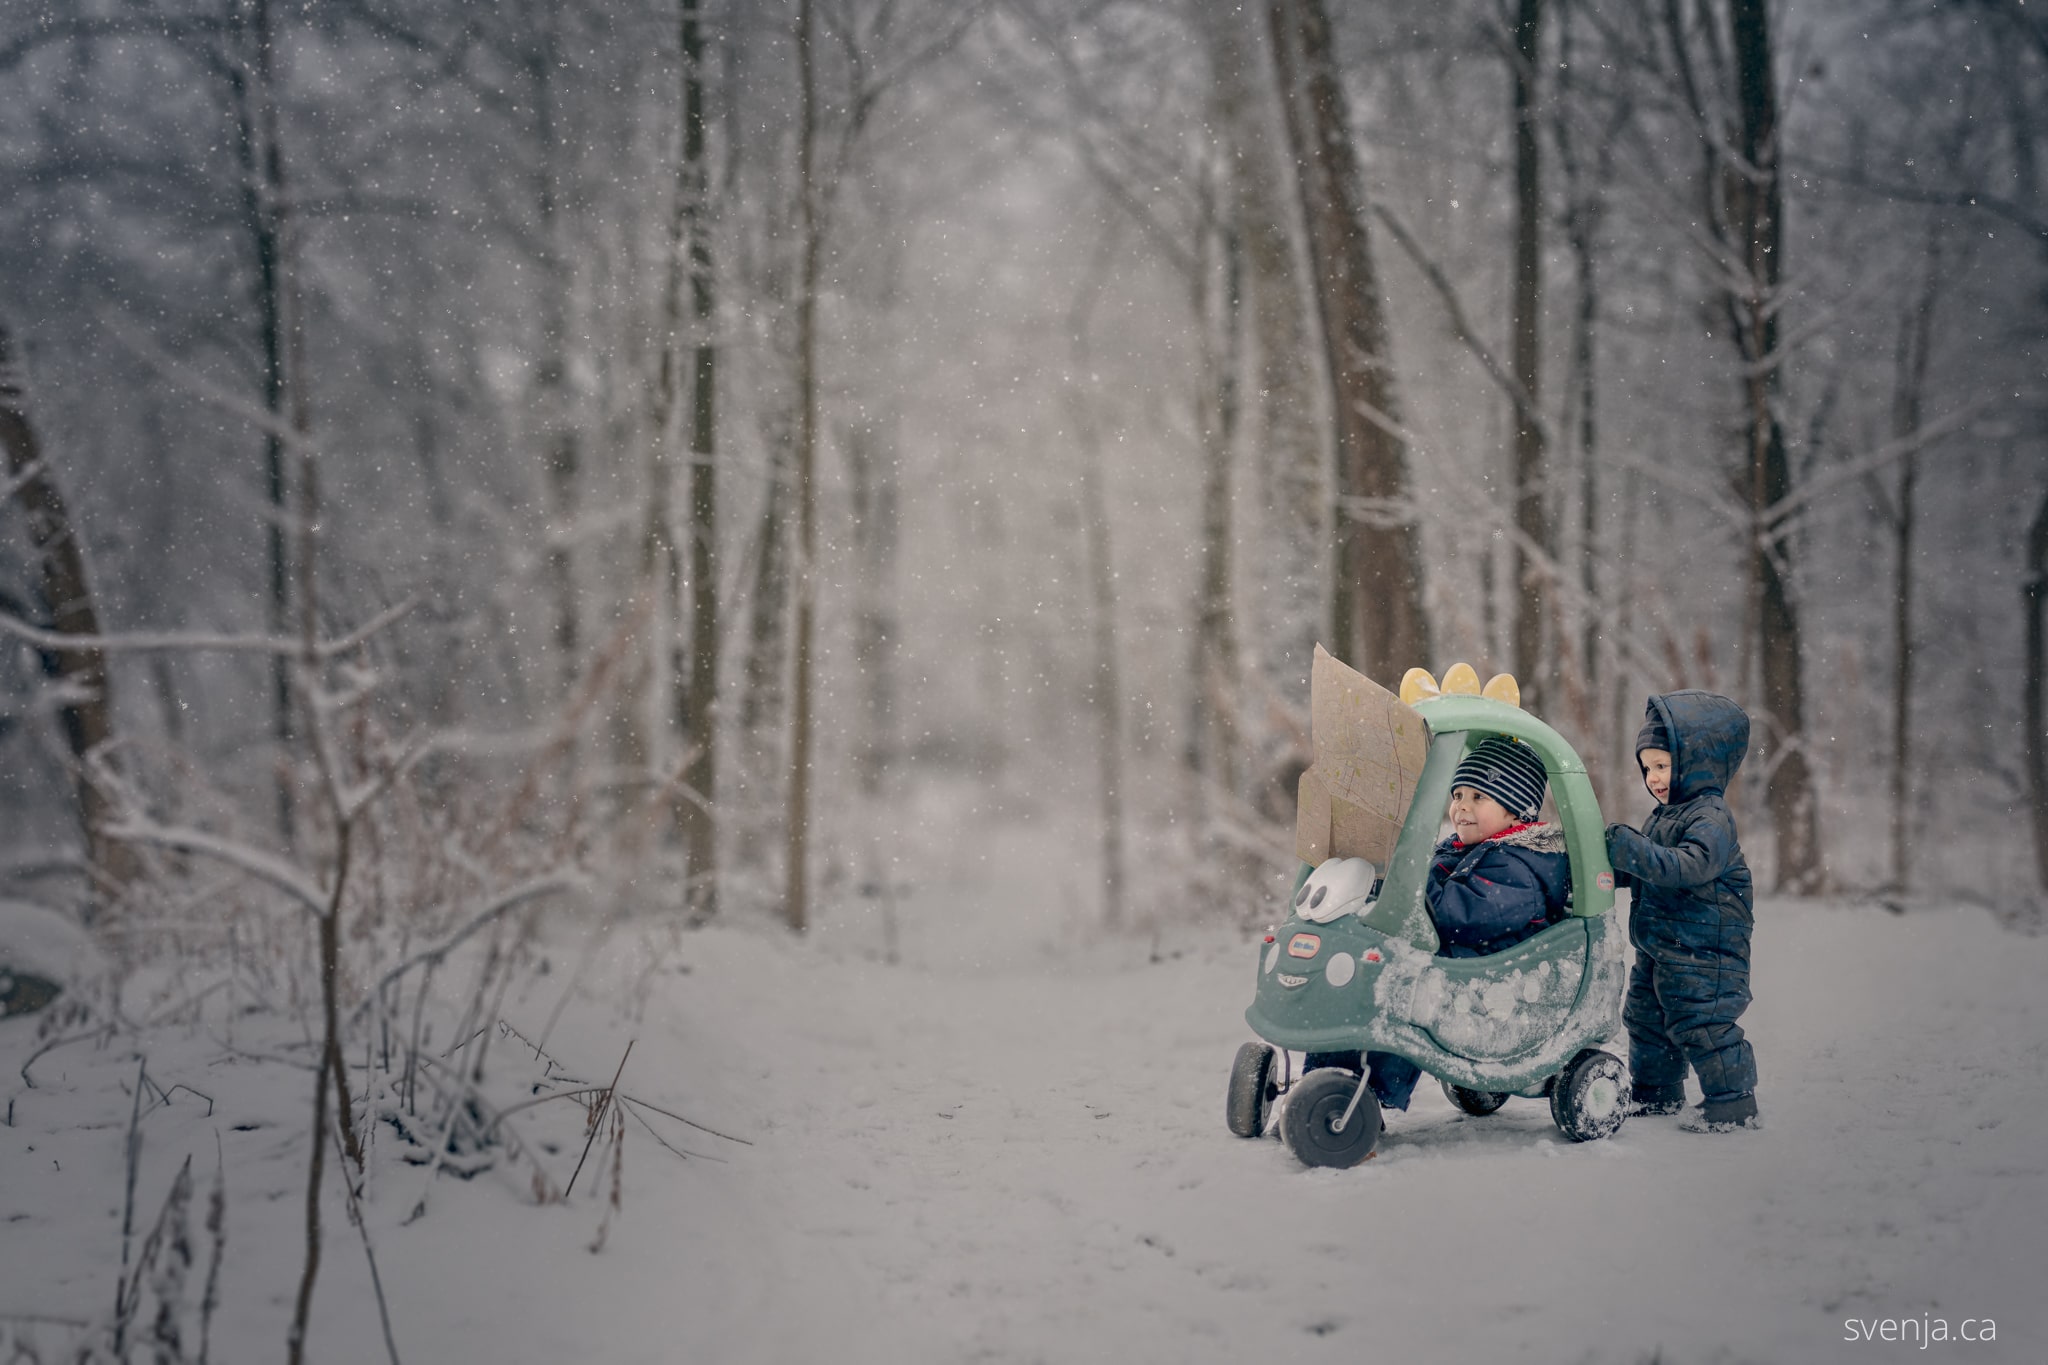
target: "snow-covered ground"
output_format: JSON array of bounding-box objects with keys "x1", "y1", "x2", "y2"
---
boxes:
[{"x1": 4, "y1": 892, "x2": 2045, "y2": 1363}]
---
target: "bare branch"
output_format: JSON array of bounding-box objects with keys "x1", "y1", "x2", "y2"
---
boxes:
[
  {"x1": 0, "y1": 15, "x2": 225, "y2": 76},
  {"x1": 347, "y1": 874, "x2": 584, "y2": 1026},
  {"x1": 1370, "y1": 200, "x2": 1556, "y2": 452},
  {"x1": 0, "y1": 458, "x2": 44, "y2": 507},
  {"x1": 0, "y1": 603, "x2": 416, "y2": 662},
  {"x1": 320, "y1": 596, "x2": 423, "y2": 658},
  {"x1": 18, "y1": 1023, "x2": 116, "y2": 1089},
  {"x1": 104, "y1": 820, "x2": 330, "y2": 917},
  {"x1": 1797, "y1": 156, "x2": 2048, "y2": 243},
  {"x1": 0, "y1": 613, "x2": 289, "y2": 657},
  {"x1": 614, "y1": 1093, "x2": 753, "y2": 1147},
  {"x1": 1600, "y1": 449, "x2": 1753, "y2": 533},
  {"x1": 566, "y1": 1040, "x2": 634, "y2": 1198},
  {"x1": 1335, "y1": 416, "x2": 1702, "y2": 690},
  {"x1": 98, "y1": 308, "x2": 323, "y2": 456},
  {"x1": 1761, "y1": 400, "x2": 1991, "y2": 536}
]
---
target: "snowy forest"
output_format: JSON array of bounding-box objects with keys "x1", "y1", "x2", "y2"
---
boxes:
[{"x1": 1, "y1": 0, "x2": 2046, "y2": 1361}]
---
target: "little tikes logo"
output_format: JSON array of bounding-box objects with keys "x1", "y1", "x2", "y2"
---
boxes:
[{"x1": 1286, "y1": 933, "x2": 1321, "y2": 959}]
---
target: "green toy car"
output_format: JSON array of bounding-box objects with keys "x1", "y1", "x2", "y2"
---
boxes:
[{"x1": 1226, "y1": 685, "x2": 1629, "y2": 1167}]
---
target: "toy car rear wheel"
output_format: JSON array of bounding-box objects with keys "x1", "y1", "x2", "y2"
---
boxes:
[
  {"x1": 1226, "y1": 1041, "x2": 1277, "y2": 1137},
  {"x1": 1440, "y1": 1080, "x2": 1510, "y2": 1116},
  {"x1": 1282, "y1": 1067, "x2": 1381, "y2": 1168},
  {"x1": 1549, "y1": 1048, "x2": 1627, "y2": 1142}
]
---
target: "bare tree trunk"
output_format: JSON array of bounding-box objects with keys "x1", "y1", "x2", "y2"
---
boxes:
[
  {"x1": 1269, "y1": 0, "x2": 1430, "y2": 682},
  {"x1": 532, "y1": 0, "x2": 582, "y2": 695},
  {"x1": 1184, "y1": 206, "x2": 1242, "y2": 795},
  {"x1": 2027, "y1": 491, "x2": 2048, "y2": 892},
  {"x1": 1507, "y1": 0, "x2": 1551, "y2": 703},
  {"x1": 1610, "y1": 461, "x2": 1641, "y2": 802},
  {"x1": 1073, "y1": 405, "x2": 1126, "y2": 929},
  {"x1": 842, "y1": 413, "x2": 898, "y2": 950},
  {"x1": 1555, "y1": 3, "x2": 1609, "y2": 757},
  {"x1": 0, "y1": 318, "x2": 133, "y2": 897},
  {"x1": 641, "y1": 226, "x2": 683, "y2": 784},
  {"x1": 410, "y1": 406, "x2": 462, "y2": 727},
  {"x1": 262, "y1": 12, "x2": 347, "y2": 1349},
  {"x1": 1198, "y1": 2, "x2": 1326, "y2": 707},
  {"x1": 1887, "y1": 232, "x2": 1940, "y2": 891},
  {"x1": 1887, "y1": 454, "x2": 1916, "y2": 888},
  {"x1": 680, "y1": 0, "x2": 721, "y2": 921},
  {"x1": 844, "y1": 420, "x2": 897, "y2": 801},
  {"x1": 739, "y1": 465, "x2": 788, "y2": 737},
  {"x1": 1728, "y1": 0, "x2": 1821, "y2": 891},
  {"x1": 783, "y1": 0, "x2": 819, "y2": 934},
  {"x1": 737, "y1": 379, "x2": 789, "y2": 886},
  {"x1": 646, "y1": 0, "x2": 721, "y2": 917},
  {"x1": 226, "y1": 0, "x2": 294, "y2": 844}
]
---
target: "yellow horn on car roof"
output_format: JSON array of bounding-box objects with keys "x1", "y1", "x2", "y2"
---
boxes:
[
  {"x1": 1483, "y1": 673, "x2": 1521, "y2": 707},
  {"x1": 1399, "y1": 667, "x2": 1440, "y2": 706},
  {"x1": 1441, "y1": 662, "x2": 1481, "y2": 695}
]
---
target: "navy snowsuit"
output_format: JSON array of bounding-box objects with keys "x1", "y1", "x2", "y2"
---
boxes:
[
  {"x1": 1607, "y1": 692, "x2": 1759, "y2": 1105},
  {"x1": 1351, "y1": 825, "x2": 1572, "y2": 1110}
]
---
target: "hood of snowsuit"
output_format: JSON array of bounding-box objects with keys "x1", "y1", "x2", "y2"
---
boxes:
[{"x1": 1641, "y1": 691, "x2": 1749, "y2": 804}]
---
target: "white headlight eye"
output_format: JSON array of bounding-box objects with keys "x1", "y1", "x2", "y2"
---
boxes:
[
  {"x1": 1309, "y1": 886, "x2": 1327, "y2": 909},
  {"x1": 1295, "y1": 882, "x2": 1312, "y2": 907}
]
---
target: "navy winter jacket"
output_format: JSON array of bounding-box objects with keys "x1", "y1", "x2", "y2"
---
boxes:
[
  {"x1": 1609, "y1": 691, "x2": 1759, "y2": 1102},
  {"x1": 1605, "y1": 691, "x2": 1754, "y2": 926},
  {"x1": 1426, "y1": 823, "x2": 1572, "y2": 957}
]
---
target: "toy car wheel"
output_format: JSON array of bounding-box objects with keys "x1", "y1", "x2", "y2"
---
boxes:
[
  {"x1": 1282, "y1": 1067, "x2": 1381, "y2": 1168},
  {"x1": 1440, "y1": 1080, "x2": 1509, "y2": 1116},
  {"x1": 1226, "y1": 1041, "x2": 1277, "y2": 1137},
  {"x1": 1549, "y1": 1048, "x2": 1628, "y2": 1142}
]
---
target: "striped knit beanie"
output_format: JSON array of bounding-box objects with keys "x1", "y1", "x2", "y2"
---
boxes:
[{"x1": 1450, "y1": 735, "x2": 1548, "y2": 823}]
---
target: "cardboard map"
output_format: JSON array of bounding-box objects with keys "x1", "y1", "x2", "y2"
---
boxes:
[{"x1": 1295, "y1": 644, "x2": 1431, "y2": 866}]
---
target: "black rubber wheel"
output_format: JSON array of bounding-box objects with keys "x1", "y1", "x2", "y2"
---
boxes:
[
  {"x1": 1549, "y1": 1048, "x2": 1628, "y2": 1142},
  {"x1": 1226, "y1": 1041, "x2": 1277, "y2": 1137},
  {"x1": 1440, "y1": 1079, "x2": 1510, "y2": 1116},
  {"x1": 1281, "y1": 1067, "x2": 1382, "y2": 1168}
]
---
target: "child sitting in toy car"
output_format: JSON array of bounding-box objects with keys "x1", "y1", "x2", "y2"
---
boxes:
[{"x1": 1309, "y1": 734, "x2": 1572, "y2": 1111}]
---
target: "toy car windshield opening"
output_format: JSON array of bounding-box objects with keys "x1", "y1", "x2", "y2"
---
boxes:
[{"x1": 1352, "y1": 730, "x2": 1470, "y2": 950}]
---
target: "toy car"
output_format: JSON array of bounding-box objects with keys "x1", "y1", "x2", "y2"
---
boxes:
[{"x1": 1226, "y1": 665, "x2": 1630, "y2": 1167}]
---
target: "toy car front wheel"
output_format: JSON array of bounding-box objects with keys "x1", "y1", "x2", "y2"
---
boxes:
[
  {"x1": 1226, "y1": 1041, "x2": 1277, "y2": 1137},
  {"x1": 1549, "y1": 1048, "x2": 1627, "y2": 1142},
  {"x1": 1440, "y1": 1080, "x2": 1509, "y2": 1116},
  {"x1": 1282, "y1": 1067, "x2": 1381, "y2": 1167}
]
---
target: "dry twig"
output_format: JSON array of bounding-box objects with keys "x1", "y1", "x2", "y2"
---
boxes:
[{"x1": 566, "y1": 1039, "x2": 634, "y2": 1198}]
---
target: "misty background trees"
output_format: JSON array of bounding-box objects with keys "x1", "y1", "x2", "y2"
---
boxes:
[{"x1": 2, "y1": 0, "x2": 2044, "y2": 938}]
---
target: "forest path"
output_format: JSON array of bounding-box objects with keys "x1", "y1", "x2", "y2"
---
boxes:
[
  {"x1": 616, "y1": 899, "x2": 2048, "y2": 1365},
  {"x1": 6, "y1": 899, "x2": 2042, "y2": 1364}
]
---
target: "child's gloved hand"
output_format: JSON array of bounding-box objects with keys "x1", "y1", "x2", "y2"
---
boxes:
[
  {"x1": 1605, "y1": 823, "x2": 1641, "y2": 855},
  {"x1": 1604, "y1": 824, "x2": 1648, "y2": 890}
]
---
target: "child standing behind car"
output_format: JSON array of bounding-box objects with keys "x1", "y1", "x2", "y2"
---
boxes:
[{"x1": 1607, "y1": 692, "x2": 1761, "y2": 1132}]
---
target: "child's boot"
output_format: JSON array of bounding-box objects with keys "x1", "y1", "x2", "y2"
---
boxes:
[
  {"x1": 1678, "y1": 1092, "x2": 1759, "y2": 1132},
  {"x1": 1627, "y1": 1082, "x2": 1685, "y2": 1116}
]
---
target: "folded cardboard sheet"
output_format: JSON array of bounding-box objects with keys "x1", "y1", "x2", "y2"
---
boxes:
[{"x1": 1295, "y1": 644, "x2": 1432, "y2": 866}]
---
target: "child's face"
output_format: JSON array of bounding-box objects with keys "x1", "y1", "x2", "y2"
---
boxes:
[
  {"x1": 1639, "y1": 748, "x2": 1674, "y2": 803},
  {"x1": 1448, "y1": 785, "x2": 1516, "y2": 844}
]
